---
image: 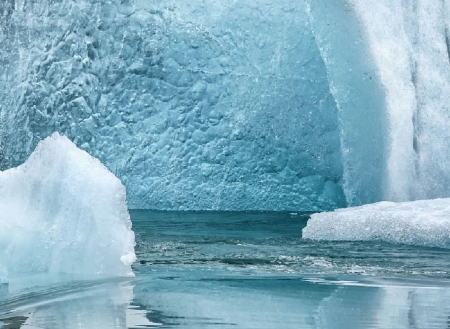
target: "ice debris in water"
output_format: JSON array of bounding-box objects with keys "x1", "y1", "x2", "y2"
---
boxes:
[
  {"x1": 303, "y1": 198, "x2": 450, "y2": 248},
  {"x1": 0, "y1": 133, "x2": 136, "y2": 281}
]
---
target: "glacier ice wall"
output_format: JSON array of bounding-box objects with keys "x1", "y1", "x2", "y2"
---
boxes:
[
  {"x1": 0, "y1": 0, "x2": 349, "y2": 211},
  {"x1": 306, "y1": 0, "x2": 388, "y2": 205},
  {"x1": 0, "y1": 133, "x2": 136, "y2": 280},
  {"x1": 3, "y1": 0, "x2": 448, "y2": 210},
  {"x1": 348, "y1": 0, "x2": 450, "y2": 202}
]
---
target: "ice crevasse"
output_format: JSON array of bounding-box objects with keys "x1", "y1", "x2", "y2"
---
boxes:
[{"x1": 0, "y1": 133, "x2": 136, "y2": 283}]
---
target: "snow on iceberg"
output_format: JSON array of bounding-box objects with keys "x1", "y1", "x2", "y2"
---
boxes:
[
  {"x1": 0, "y1": 133, "x2": 136, "y2": 281},
  {"x1": 302, "y1": 198, "x2": 450, "y2": 248}
]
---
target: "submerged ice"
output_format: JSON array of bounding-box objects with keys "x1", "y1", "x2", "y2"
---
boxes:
[
  {"x1": 303, "y1": 199, "x2": 450, "y2": 248},
  {"x1": 0, "y1": 133, "x2": 136, "y2": 281}
]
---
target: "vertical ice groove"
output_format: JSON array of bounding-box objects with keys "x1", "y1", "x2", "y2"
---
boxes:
[
  {"x1": 306, "y1": 0, "x2": 388, "y2": 206},
  {"x1": 349, "y1": 0, "x2": 417, "y2": 202},
  {"x1": 349, "y1": 0, "x2": 450, "y2": 201}
]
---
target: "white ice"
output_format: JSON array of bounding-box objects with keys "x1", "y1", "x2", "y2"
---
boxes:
[
  {"x1": 0, "y1": 133, "x2": 136, "y2": 282},
  {"x1": 303, "y1": 198, "x2": 450, "y2": 248}
]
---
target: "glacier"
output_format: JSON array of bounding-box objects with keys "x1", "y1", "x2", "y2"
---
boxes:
[
  {"x1": 1, "y1": 1, "x2": 450, "y2": 210},
  {"x1": 0, "y1": 133, "x2": 136, "y2": 282},
  {"x1": 303, "y1": 198, "x2": 450, "y2": 248},
  {"x1": 0, "y1": 0, "x2": 354, "y2": 211}
]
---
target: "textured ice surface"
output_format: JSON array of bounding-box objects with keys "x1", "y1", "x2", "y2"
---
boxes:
[
  {"x1": 306, "y1": 0, "x2": 388, "y2": 205},
  {"x1": 303, "y1": 199, "x2": 450, "y2": 248},
  {"x1": 0, "y1": 133, "x2": 136, "y2": 281},
  {"x1": 3, "y1": 1, "x2": 450, "y2": 210},
  {"x1": 348, "y1": 1, "x2": 450, "y2": 201},
  {"x1": 0, "y1": 0, "x2": 347, "y2": 211}
]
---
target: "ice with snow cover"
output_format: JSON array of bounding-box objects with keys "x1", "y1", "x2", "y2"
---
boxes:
[
  {"x1": 303, "y1": 199, "x2": 450, "y2": 248},
  {"x1": 0, "y1": 133, "x2": 136, "y2": 283}
]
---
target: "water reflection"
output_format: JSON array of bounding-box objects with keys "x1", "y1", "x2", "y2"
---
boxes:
[
  {"x1": 131, "y1": 274, "x2": 450, "y2": 329},
  {"x1": 1, "y1": 274, "x2": 450, "y2": 328},
  {"x1": 0, "y1": 275, "x2": 153, "y2": 329},
  {"x1": 2, "y1": 208, "x2": 450, "y2": 329}
]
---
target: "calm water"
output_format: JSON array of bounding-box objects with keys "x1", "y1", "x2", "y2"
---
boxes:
[{"x1": 1, "y1": 211, "x2": 450, "y2": 328}]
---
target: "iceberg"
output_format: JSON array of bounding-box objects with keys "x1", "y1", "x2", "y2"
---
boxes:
[
  {"x1": 0, "y1": 133, "x2": 136, "y2": 282},
  {"x1": 303, "y1": 199, "x2": 450, "y2": 248},
  {"x1": 0, "y1": 0, "x2": 346, "y2": 211},
  {"x1": 1, "y1": 1, "x2": 450, "y2": 211}
]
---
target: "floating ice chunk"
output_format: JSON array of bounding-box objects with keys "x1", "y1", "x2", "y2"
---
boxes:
[
  {"x1": 303, "y1": 199, "x2": 450, "y2": 248},
  {"x1": 0, "y1": 133, "x2": 136, "y2": 280}
]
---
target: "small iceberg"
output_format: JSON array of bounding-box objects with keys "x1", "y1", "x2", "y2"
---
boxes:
[
  {"x1": 0, "y1": 133, "x2": 136, "y2": 282},
  {"x1": 303, "y1": 199, "x2": 450, "y2": 248}
]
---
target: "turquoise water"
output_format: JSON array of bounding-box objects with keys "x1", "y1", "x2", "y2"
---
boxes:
[{"x1": 1, "y1": 211, "x2": 450, "y2": 328}]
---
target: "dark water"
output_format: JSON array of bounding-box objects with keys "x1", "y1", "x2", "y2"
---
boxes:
[
  {"x1": 1, "y1": 211, "x2": 450, "y2": 328},
  {"x1": 133, "y1": 211, "x2": 450, "y2": 278}
]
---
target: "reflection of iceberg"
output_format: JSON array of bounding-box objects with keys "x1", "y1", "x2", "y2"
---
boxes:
[
  {"x1": 303, "y1": 199, "x2": 450, "y2": 248},
  {"x1": 132, "y1": 275, "x2": 450, "y2": 328},
  {"x1": 0, "y1": 276, "x2": 152, "y2": 329},
  {"x1": 0, "y1": 133, "x2": 136, "y2": 282}
]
